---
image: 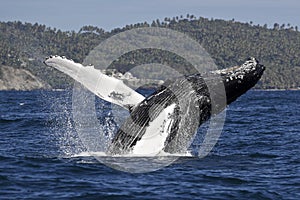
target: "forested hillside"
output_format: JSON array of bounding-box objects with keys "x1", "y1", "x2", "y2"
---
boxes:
[{"x1": 0, "y1": 15, "x2": 299, "y2": 89}]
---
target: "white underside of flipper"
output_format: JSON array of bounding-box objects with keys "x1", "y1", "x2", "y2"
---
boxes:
[{"x1": 44, "y1": 56, "x2": 145, "y2": 110}]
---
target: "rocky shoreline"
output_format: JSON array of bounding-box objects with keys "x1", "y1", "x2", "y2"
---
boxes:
[{"x1": 0, "y1": 65, "x2": 50, "y2": 91}]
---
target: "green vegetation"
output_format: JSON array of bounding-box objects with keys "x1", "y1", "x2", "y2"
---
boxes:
[{"x1": 0, "y1": 15, "x2": 299, "y2": 89}]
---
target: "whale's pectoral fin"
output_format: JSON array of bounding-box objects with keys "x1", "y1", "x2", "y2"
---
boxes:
[{"x1": 44, "y1": 55, "x2": 145, "y2": 110}]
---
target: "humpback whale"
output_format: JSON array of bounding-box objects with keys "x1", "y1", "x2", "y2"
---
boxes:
[{"x1": 44, "y1": 56, "x2": 265, "y2": 156}]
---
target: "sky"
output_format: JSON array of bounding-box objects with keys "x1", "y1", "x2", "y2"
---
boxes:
[{"x1": 0, "y1": 0, "x2": 299, "y2": 31}]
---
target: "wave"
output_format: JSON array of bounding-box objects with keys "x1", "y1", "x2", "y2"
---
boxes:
[{"x1": 0, "y1": 118, "x2": 23, "y2": 123}]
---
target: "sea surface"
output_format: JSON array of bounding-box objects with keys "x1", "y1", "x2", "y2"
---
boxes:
[{"x1": 0, "y1": 90, "x2": 299, "y2": 199}]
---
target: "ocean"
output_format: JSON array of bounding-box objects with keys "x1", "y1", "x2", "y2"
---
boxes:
[{"x1": 0, "y1": 90, "x2": 299, "y2": 199}]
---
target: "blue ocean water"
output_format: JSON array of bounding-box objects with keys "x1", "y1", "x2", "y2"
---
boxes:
[{"x1": 0, "y1": 90, "x2": 299, "y2": 199}]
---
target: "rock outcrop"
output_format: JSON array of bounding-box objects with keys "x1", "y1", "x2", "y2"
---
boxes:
[{"x1": 0, "y1": 65, "x2": 51, "y2": 90}]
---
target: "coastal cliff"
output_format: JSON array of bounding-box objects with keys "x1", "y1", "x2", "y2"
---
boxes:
[{"x1": 0, "y1": 65, "x2": 50, "y2": 90}]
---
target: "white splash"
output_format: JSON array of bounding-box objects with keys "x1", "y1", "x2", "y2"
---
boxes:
[{"x1": 71, "y1": 150, "x2": 193, "y2": 158}]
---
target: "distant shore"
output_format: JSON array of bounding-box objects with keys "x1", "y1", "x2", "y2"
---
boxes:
[{"x1": 1, "y1": 65, "x2": 299, "y2": 92}]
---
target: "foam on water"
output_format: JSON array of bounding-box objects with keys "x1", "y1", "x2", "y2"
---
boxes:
[{"x1": 71, "y1": 150, "x2": 193, "y2": 158}]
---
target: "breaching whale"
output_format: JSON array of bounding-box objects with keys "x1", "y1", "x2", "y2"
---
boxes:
[{"x1": 44, "y1": 56, "x2": 265, "y2": 155}]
